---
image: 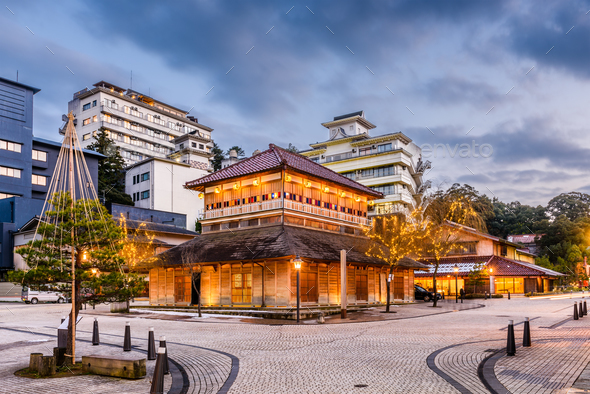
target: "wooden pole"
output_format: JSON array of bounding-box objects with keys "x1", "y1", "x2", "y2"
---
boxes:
[
  {"x1": 340, "y1": 250, "x2": 347, "y2": 318},
  {"x1": 68, "y1": 113, "x2": 76, "y2": 365}
]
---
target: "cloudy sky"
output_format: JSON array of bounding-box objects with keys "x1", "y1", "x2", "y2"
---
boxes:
[{"x1": 2, "y1": 0, "x2": 590, "y2": 206}]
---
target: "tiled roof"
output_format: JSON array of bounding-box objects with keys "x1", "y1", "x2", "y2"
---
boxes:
[
  {"x1": 415, "y1": 255, "x2": 564, "y2": 278},
  {"x1": 185, "y1": 144, "x2": 383, "y2": 197},
  {"x1": 119, "y1": 219, "x2": 198, "y2": 237},
  {"x1": 140, "y1": 224, "x2": 429, "y2": 269}
]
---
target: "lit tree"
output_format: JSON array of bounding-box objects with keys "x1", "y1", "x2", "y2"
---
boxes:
[
  {"x1": 422, "y1": 198, "x2": 485, "y2": 307},
  {"x1": 364, "y1": 208, "x2": 426, "y2": 313},
  {"x1": 9, "y1": 192, "x2": 145, "y2": 364}
]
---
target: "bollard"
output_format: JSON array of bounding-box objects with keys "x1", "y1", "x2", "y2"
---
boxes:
[
  {"x1": 584, "y1": 301, "x2": 588, "y2": 316},
  {"x1": 507, "y1": 320, "x2": 516, "y2": 356},
  {"x1": 159, "y1": 336, "x2": 170, "y2": 375},
  {"x1": 92, "y1": 318, "x2": 99, "y2": 346},
  {"x1": 29, "y1": 353, "x2": 43, "y2": 373},
  {"x1": 523, "y1": 317, "x2": 531, "y2": 347},
  {"x1": 317, "y1": 312, "x2": 325, "y2": 324},
  {"x1": 574, "y1": 302, "x2": 579, "y2": 320},
  {"x1": 149, "y1": 347, "x2": 166, "y2": 394},
  {"x1": 579, "y1": 301, "x2": 584, "y2": 318},
  {"x1": 508, "y1": 291, "x2": 511, "y2": 300},
  {"x1": 148, "y1": 327, "x2": 156, "y2": 360},
  {"x1": 53, "y1": 347, "x2": 66, "y2": 367},
  {"x1": 123, "y1": 321, "x2": 131, "y2": 351},
  {"x1": 461, "y1": 293, "x2": 463, "y2": 304}
]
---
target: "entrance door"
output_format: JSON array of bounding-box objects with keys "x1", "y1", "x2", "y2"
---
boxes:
[{"x1": 191, "y1": 272, "x2": 201, "y2": 305}]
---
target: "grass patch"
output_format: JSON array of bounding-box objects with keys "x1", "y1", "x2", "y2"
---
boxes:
[{"x1": 15, "y1": 363, "x2": 89, "y2": 379}]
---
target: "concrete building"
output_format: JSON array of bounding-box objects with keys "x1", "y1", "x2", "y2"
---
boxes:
[
  {"x1": 0, "y1": 77, "x2": 102, "y2": 278},
  {"x1": 299, "y1": 111, "x2": 431, "y2": 215},
  {"x1": 125, "y1": 158, "x2": 207, "y2": 231},
  {"x1": 68, "y1": 81, "x2": 214, "y2": 168}
]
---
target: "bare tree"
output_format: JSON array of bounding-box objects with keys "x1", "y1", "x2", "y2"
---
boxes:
[{"x1": 180, "y1": 245, "x2": 202, "y2": 317}]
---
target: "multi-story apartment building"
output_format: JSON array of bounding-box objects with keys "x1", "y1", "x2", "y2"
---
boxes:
[
  {"x1": 68, "y1": 81, "x2": 214, "y2": 168},
  {"x1": 0, "y1": 77, "x2": 102, "y2": 278},
  {"x1": 125, "y1": 157, "x2": 208, "y2": 231},
  {"x1": 299, "y1": 111, "x2": 431, "y2": 215}
]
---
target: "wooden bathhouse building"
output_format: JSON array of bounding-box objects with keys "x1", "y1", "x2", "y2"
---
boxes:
[{"x1": 144, "y1": 144, "x2": 428, "y2": 310}]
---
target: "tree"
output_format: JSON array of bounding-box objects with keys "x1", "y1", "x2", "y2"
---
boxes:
[
  {"x1": 428, "y1": 183, "x2": 494, "y2": 226},
  {"x1": 181, "y1": 246, "x2": 202, "y2": 317},
  {"x1": 422, "y1": 197, "x2": 485, "y2": 307},
  {"x1": 486, "y1": 199, "x2": 547, "y2": 239},
  {"x1": 9, "y1": 192, "x2": 145, "y2": 364},
  {"x1": 467, "y1": 262, "x2": 488, "y2": 293},
  {"x1": 211, "y1": 142, "x2": 224, "y2": 171},
  {"x1": 365, "y1": 209, "x2": 426, "y2": 313},
  {"x1": 546, "y1": 192, "x2": 590, "y2": 221},
  {"x1": 285, "y1": 143, "x2": 299, "y2": 153},
  {"x1": 225, "y1": 145, "x2": 245, "y2": 157},
  {"x1": 87, "y1": 130, "x2": 133, "y2": 206}
]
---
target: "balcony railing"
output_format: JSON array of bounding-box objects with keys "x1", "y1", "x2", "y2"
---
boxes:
[{"x1": 204, "y1": 198, "x2": 371, "y2": 226}]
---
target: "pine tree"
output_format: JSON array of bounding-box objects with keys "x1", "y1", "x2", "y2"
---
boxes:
[
  {"x1": 87, "y1": 129, "x2": 133, "y2": 205},
  {"x1": 211, "y1": 142, "x2": 224, "y2": 171},
  {"x1": 9, "y1": 192, "x2": 145, "y2": 364}
]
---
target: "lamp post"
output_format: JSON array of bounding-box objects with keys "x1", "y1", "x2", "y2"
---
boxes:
[
  {"x1": 489, "y1": 267, "x2": 493, "y2": 297},
  {"x1": 293, "y1": 256, "x2": 303, "y2": 323},
  {"x1": 454, "y1": 265, "x2": 459, "y2": 303}
]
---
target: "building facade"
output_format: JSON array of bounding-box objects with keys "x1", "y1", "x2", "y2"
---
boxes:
[
  {"x1": 124, "y1": 158, "x2": 207, "y2": 231},
  {"x1": 415, "y1": 223, "x2": 563, "y2": 295},
  {"x1": 143, "y1": 144, "x2": 428, "y2": 310},
  {"x1": 0, "y1": 77, "x2": 102, "y2": 278},
  {"x1": 68, "y1": 81, "x2": 214, "y2": 168},
  {"x1": 299, "y1": 111, "x2": 431, "y2": 215}
]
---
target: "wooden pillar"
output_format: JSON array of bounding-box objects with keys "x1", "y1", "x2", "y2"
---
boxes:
[{"x1": 340, "y1": 250, "x2": 347, "y2": 318}]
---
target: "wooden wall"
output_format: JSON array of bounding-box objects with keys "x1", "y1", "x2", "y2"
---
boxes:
[{"x1": 149, "y1": 262, "x2": 416, "y2": 306}]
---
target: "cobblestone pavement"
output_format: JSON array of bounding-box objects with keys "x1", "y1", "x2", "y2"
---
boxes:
[{"x1": 2, "y1": 295, "x2": 590, "y2": 393}]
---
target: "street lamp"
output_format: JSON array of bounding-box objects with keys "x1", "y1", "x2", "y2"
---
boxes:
[
  {"x1": 454, "y1": 265, "x2": 459, "y2": 303},
  {"x1": 293, "y1": 255, "x2": 303, "y2": 323},
  {"x1": 489, "y1": 267, "x2": 493, "y2": 296}
]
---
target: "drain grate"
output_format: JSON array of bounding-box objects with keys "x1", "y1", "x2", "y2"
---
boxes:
[{"x1": 354, "y1": 384, "x2": 368, "y2": 388}]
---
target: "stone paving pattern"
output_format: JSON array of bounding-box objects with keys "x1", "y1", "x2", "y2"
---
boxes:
[{"x1": 2, "y1": 295, "x2": 590, "y2": 393}]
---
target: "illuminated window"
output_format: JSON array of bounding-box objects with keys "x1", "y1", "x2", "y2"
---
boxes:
[
  {"x1": 32, "y1": 174, "x2": 46, "y2": 186},
  {"x1": 0, "y1": 139, "x2": 22, "y2": 153},
  {"x1": 32, "y1": 150, "x2": 47, "y2": 162},
  {"x1": 83, "y1": 118, "x2": 91, "y2": 126},
  {"x1": 0, "y1": 192, "x2": 17, "y2": 199},
  {"x1": 0, "y1": 166, "x2": 21, "y2": 178},
  {"x1": 231, "y1": 273, "x2": 252, "y2": 303},
  {"x1": 92, "y1": 115, "x2": 98, "y2": 123}
]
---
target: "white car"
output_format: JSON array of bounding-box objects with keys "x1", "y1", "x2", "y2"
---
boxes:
[{"x1": 21, "y1": 287, "x2": 66, "y2": 304}]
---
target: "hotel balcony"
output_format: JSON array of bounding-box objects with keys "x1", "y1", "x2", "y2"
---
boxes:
[{"x1": 203, "y1": 199, "x2": 371, "y2": 227}]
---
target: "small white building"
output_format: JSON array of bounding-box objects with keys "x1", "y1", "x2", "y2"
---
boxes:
[
  {"x1": 299, "y1": 111, "x2": 431, "y2": 215},
  {"x1": 125, "y1": 158, "x2": 208, "y2": 231}
]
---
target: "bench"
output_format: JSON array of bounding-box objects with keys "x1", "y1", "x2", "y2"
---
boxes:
[{"x1": 82, "y1": 355, "x2": 146, "y2": 379}]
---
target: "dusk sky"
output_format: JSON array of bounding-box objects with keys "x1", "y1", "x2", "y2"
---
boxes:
[{"x1": 2, "y1": 0, "x2": 590, "y2": 206}]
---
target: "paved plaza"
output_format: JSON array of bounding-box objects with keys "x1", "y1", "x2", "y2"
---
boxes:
[{"x1": 1, "y1": 295, "x2": 590, "y2": 393}]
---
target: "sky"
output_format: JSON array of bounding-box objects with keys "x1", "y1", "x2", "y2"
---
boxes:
[{"x1": 2, "y1": 0, "x2": 590, "y2": 207}]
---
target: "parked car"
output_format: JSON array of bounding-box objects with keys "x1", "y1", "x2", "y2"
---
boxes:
[
  {"x1": 21, "y1": 287, "x2": 66, "y2": 304},
  {"x1": 414, "y1": 285, "x2": 442, "y2": 302}
]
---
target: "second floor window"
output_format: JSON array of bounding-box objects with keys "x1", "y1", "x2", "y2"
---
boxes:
[{"x1": 32, "y1": 174, "x2": 47, "y2": 186}]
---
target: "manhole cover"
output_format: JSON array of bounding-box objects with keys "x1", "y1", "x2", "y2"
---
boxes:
[{"x1": 354, "y1": 384, "x2": 368, "y2": 388}]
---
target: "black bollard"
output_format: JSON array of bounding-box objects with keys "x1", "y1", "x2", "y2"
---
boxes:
[
  {"x1": 508, "y1": 291, "x2": 511, "y2": 300},
  {"x1": 150, "y1": 347, "x2": 166, "y2": 394},
  {"x1": 159, "y1": 336, "x2": 170, "y2": 375},
  {"x1": 574, "y1": 302, "x2": 579, "y2": 320},
  {"x1": 148, "y1": 327, "x2": 156, "y2": 360},
  {"x1": 507, "y1": 320, "x2": 516, "y2": 356},
  {"x1": 523, "y1": 317, "x2": 531, "y2": 347},
  {"x1": 584, "y1": 301, "x2": 588, "y2": 316},
  {"x1": 92, "y1": 318, "x2": 99, "y2": 346},
  {"x1": 579, "y1": 301, "x2": 584, "y2": 318},
  {"x1": 123, "y1": 321, "x2": 131, "y2": 351}
]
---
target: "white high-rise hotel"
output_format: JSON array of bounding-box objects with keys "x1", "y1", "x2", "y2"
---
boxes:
[
  {"x1": 300, "y1": 111, "x2": 431, "y2": 215},
  {"x1": 68, "y1": 81, "x2": 214, "y2": 168}
]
